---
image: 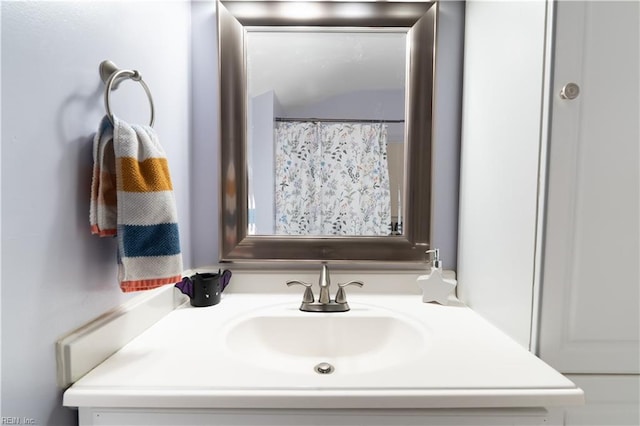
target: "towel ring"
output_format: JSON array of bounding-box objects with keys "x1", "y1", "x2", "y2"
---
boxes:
[{"x1": 100, "y1": 60, "x2": 155, "y2": 127}]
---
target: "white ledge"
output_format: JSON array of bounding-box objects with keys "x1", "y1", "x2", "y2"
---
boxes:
[
  {"x1": 66, "y1": 388, "x2": 583, "y2": 410},
  {"x1": 56, "y1": 284, "x2": 186, "y2": 388}
]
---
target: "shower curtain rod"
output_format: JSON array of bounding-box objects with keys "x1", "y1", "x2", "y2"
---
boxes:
[{"x1": 275, "y1": 117, "x2": 405, "y2": 124}]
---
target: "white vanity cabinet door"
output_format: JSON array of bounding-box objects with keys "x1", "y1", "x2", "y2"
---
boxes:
[
  {"x1": 537, "y1": 1, "x2": 639, "y2": 374},
  {"x1": 546, "y1": 375, "x2": 640, "y2": 426},
  {"x1": 78, "y1": 408, "x2": 551, "y2": 426}
]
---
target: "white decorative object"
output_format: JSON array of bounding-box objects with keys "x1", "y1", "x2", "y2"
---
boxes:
[{"x1": 417, "y1": 249, "x2": 457, "y2": 305}]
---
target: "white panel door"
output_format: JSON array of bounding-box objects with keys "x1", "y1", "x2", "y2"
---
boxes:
[{"x1": 538, "y1": 1, "x2": 640, "y2": 373}]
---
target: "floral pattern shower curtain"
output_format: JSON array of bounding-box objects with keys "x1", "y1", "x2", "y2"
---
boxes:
[{"x1": 275, "y1": 121, "x2": 391, "y2": 235}]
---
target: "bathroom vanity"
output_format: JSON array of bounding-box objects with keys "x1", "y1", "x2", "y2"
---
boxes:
[{"x1": 61, "y1": 271, "x2": 583, "y2": 426}]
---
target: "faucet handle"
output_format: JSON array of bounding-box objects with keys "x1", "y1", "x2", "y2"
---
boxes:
[
  {"x1": 286, "y1": 280, "x2": 314, "y2": 303},
  {"x1": 335, "y1": 280, "x2": 364, "y2": 304}
]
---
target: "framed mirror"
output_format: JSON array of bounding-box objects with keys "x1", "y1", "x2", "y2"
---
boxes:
[{"x1": 218, "y1": 0, "x2": 437, "y2": 262}]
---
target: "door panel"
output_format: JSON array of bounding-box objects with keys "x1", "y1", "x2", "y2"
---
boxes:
[{"x1": 538, "y1": 1, "x2": 639, "y2": 373}]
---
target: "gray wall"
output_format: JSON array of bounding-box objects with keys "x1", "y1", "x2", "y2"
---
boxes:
[
  {"x1": 282, "y1": 88, "x2": 406, "y2": 142},
  {"x1": 190, "y1": 1, "x2": 220, "y2": 267},
  {"x1": 1, "y1": 2, "x2": 192, "y2": 424},
  {"x1": 1, "y1": 1, "x2": 464, "y2": 424},
  {"x1": 431, "y1": 1, "x2": 465, "y2": 269},
  {"x1": 190, "y1": 1, "x2": 465, "y2": 268},
  {"x1": 250, "y1": 91, "x2": 277, "y2": 235}
]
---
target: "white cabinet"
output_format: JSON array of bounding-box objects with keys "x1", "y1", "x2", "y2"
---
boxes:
[
  {"x1": 547, "y1": 375, "x2": 640, "y2": 426},
  {"x1": 539, "y1": 3, "x2": 639, "y2": 422},
  {"x1": 77, "y1": 407, "x2": 551, "y2": 426}
]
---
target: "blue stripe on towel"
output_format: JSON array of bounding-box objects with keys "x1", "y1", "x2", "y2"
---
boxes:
[{"x1": 121, "y1": 223, "x2": 181, "y2": 257}]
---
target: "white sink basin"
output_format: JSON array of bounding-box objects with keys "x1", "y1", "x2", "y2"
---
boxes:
[
  {"x1": 223, "y1": 305, "x2": 429, "y2": 374},
  {"x1": 63, "y1": 292, "x2": 585, "y2": 409}
]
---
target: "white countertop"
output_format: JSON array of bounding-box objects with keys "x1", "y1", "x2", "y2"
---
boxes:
[{"x1": 63, "y1": 291, "x2": 583, "y2": 409}]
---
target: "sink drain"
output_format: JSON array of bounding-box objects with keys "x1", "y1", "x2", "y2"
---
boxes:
[{"x1": 314, "y1": 362, "x2": 335, "y2": 374}]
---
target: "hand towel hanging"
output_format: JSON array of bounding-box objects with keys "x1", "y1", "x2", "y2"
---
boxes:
[{"x1": 90, "y1": 115, "x2": 183, "y2": 292}]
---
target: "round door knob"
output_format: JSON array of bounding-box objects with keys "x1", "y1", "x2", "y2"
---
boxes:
[{"x1": 560, "y1": 82, "x2": 580, "y2": 100}]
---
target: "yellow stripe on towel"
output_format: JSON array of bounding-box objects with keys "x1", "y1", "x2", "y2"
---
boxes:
[{"x1": 118, "y1": 157, "x2": 173, "y2": 192}]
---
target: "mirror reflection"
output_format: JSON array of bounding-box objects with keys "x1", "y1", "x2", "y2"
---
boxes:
[{"x1": 246, "y1": 30, "x2": 407, "y2": 237}]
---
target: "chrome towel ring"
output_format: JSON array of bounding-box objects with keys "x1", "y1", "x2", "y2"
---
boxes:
[{"x1": 99, "y1": 60, "x2": 155, "y2": 127}]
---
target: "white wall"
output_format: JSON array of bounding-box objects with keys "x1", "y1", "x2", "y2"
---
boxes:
[
  {"x1": 457, "y1": 1, "x2": 549, "y2": 348},
  {"x1": 1, "y1": 2, "x2": 192, "y2": 424}
]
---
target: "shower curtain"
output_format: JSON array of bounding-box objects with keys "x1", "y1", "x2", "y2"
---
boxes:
[{"x1": 275, "y1": 121, "x2": 391, "y2": 235}]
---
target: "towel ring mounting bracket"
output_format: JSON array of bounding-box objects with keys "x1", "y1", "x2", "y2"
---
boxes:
[{"x1": 99, "y1": 60, "x2": 155, "y2": 127}]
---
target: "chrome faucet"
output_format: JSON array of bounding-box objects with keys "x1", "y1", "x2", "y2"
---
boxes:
[
  {"x1": 287, "y1": 263, "x2": 363, "y2": 312},
  {"x1": 318, "y1": 263, "x2": 331, "y2": 304}
]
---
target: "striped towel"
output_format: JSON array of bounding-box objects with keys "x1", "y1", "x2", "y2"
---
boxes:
[{"x1": 90, "y1": 115, "x2": 183, "y2": 292}]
